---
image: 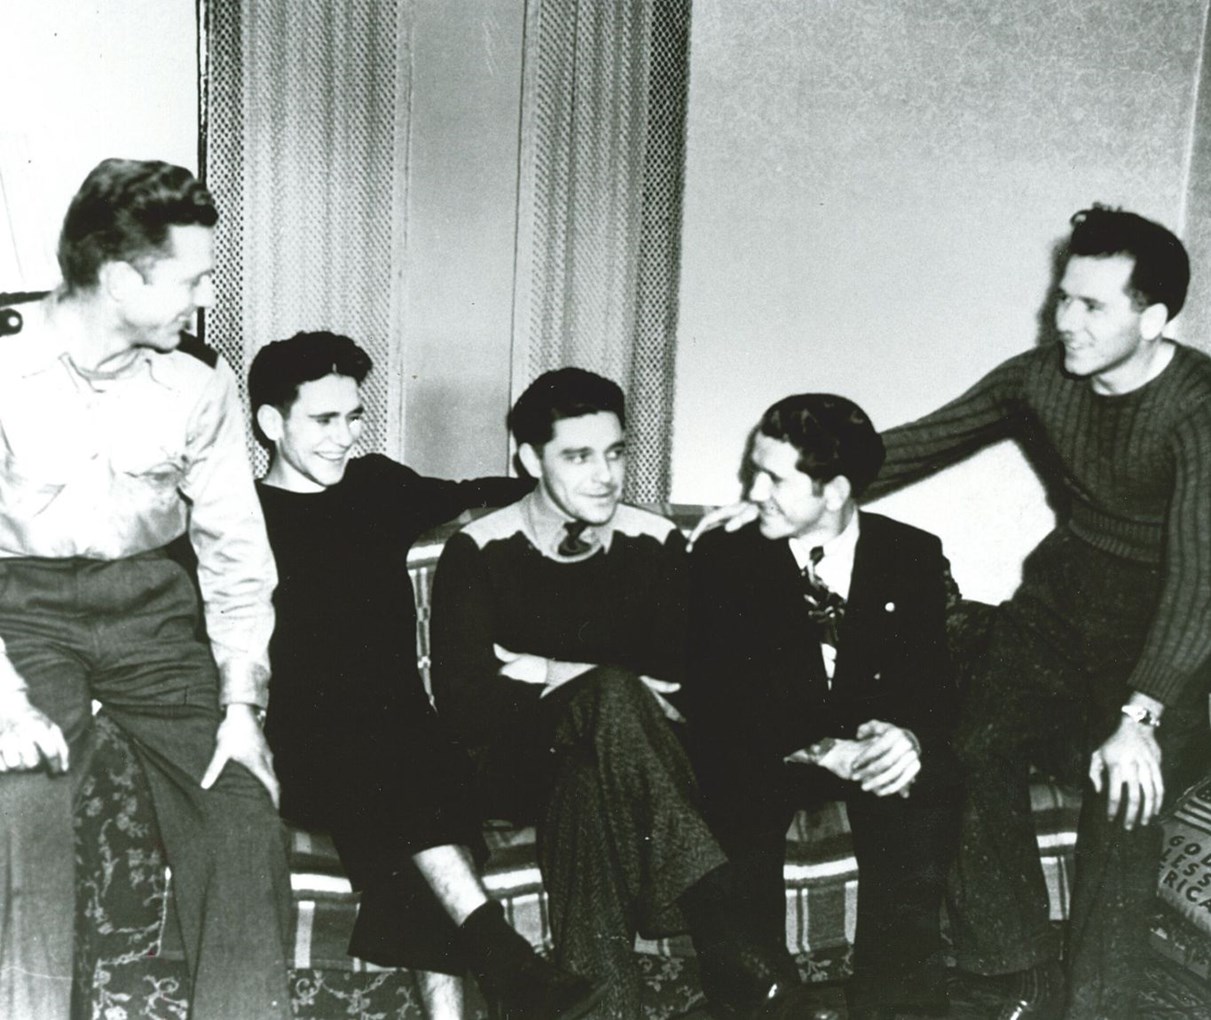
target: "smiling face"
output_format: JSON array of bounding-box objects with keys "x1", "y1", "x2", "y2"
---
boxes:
[
  {"x1": 747, "y1": 432, "x2": 849, "y2": 542},
  {"x1": 117, "y1": 224, "x2": 215, "y2": 351},
  {"x1": 259, "y1": 373, "x2": 365, "y2": 492},
  {"x1": 519, "y1": 412, "x2": 626, "y2": 526},
  {"x1": 1055, "y1": 254, "x2": 1167, "y2": 394}
]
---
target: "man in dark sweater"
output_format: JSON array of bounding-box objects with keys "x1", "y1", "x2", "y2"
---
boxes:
[
  {"x1": 430, "y1": 368, "x2": 814, "y2": 1020},
  {"x1": 694, "y1": 206, "x2": 1211, "y2": 1019},
  {"x1": 689, "y1": 394, "x2": 961, "y2": 1020},
  {"x1": 248, "y1": 332, "x2": 600, "y2": 1020}
]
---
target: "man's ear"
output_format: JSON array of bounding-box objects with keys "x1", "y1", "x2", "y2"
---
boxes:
[
  {"x1": 518, "y1": 442, "x2": 542, "y2": 479},
  {"x1": 256, "y1": 404, "x2": 285, "y2": 445},
  {"x1": 99, "y1": 261, "x2": 143, "y2": 303},
  {"x1": 1140, "y1": 302, "x2": 1169, "y2": 342},
  {"x1": 823, "y1": 474, "x2": 852, "y2": 511}
]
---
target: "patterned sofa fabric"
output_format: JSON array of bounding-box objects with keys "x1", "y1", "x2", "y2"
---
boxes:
[{"x1": 73, "y1": 503, "x2": 1083, "y2": 1018}]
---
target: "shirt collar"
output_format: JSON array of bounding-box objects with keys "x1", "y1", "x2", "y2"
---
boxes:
[
  {"x1": 788, "y1": 509, "x2": 861, "y2": 600},
  {"x1": 13, "y1": 296, "x2": 169, "y2": 387},
  {"x1": 520, "y1": 487, "x2": 617, "y2": 560}
]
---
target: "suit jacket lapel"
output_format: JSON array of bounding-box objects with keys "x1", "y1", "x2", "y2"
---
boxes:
[{"x1": 835, "y1": 511, "x2": 887, "y2": 679}]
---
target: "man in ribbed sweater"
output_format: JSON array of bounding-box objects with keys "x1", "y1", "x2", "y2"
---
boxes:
[
  {"x1": 860, "y1": 207, "x2": 1211, "y2": 1020},
  {"x1": 691, "y1": 206, "x2": 1211, "y2": 1019},
  {"x1": 431, "y1": 368, "x2": 814, "y2": 1020}
]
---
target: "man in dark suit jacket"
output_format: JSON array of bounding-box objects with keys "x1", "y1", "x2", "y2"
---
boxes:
[{"x1": 688, "y1": 393, "x2": 961, "y2": 1020}]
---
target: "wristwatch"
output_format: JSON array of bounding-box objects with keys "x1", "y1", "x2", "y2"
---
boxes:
[{"x1": 1120, "y1": 703, "x2": 1161, "y2": 728}]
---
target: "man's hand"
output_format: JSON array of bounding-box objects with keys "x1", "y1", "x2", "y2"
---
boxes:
[
  {"x1": 787, "y1": 736, "x2": 864, "y2": 779},
  {"x1": 851, "y1": 720, "x2": 921, "y2": 797},
  {"x1": 1090, "y1": 713, "x2": 1164, "y2": 830},
  {"x1": 494, "y1": 645, "x2": 596, "y2": 698},
  {"x1": 686, "y1": 502, "x2": 758, "y2": 549},
  {"x1": 0, "y1": 691, "x2": 69, "y2": 774},
  {"x1": 640, "y1": 676, "x2": 685, "y2": 723},
  {"x1": 200, "y1": 703, "x2": 279, "y2": 808},
  {"x1": 494, "y1": 644, "x2": 549, "y2": 685}
]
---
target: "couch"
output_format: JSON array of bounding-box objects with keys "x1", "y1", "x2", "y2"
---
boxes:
[{"x1": 72, "y1": 505, "x2": 1085, "y2": 1020}]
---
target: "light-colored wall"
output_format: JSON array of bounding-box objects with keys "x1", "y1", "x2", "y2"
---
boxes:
[
  {"x1": 400, "y1": 0, "x2": 525, "y2": 478},
  {"x1": 1, "y1": 0, "x2": 198, "y2": 291},
  {"x1": 673, "y1": 0, "x2": 1209, "y2": 603}
]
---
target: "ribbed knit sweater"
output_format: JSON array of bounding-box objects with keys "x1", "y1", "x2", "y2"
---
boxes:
[{"x1": 865, "y1": 342, "x2": 1211, "y2": 705}]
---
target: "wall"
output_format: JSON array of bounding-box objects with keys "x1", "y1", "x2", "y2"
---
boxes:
[
  {"x1": 400, "y1": 0, "x2": 525, "y2": 477},
  {"x1": 1, "y1": 0, "x2": 198, "y2": 291},
  {"x1": 673, "y1": 0, "x2": 1210, "y2": 603}
]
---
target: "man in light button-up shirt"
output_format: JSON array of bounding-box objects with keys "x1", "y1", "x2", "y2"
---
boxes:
[{"x1": 0, "y1": 159, "x2": 290, "y2": 1019}]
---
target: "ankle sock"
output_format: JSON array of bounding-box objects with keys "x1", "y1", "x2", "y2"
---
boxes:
[{"x1": 457, "y1": 901, "x2": 539, "y2": 992}]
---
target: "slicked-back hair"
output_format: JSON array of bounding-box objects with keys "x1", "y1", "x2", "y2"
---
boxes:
[
  {"x1": 508, "y1": 367, "x2": 626, "y2": 448},
  {"x1": 248, "y1": 331, "x2": 373, "y2": 444},
  {"x1": 758, "y1": 393, "x2": 885, "y2": 498},
  {"x1": 58, "y1": 159, "x2": 218, "y2": 294},
  {"x1": 1068, "y1": 205, "x2": 1190, "y2": 320}
]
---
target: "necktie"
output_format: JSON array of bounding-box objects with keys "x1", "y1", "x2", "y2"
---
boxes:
[
  {"x1": 557, "y1": 520, "x2": 594, "y2": 557},
  {"x1": 802, "y1": 545, "x2": 845, "y2": 647}
]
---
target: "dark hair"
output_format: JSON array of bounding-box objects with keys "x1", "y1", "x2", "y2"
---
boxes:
[
  {"x1": 508, "y1": 367, "x2": 626, "y2": 448},
  {"x1": 58, "y1": 159, "x2": 218, "y2": 293},
  {"x1": 248, "y1": 331, "x2": 373, "y2": 444},
  {"x1": 1068, "y1": 205, "x2": 1190, "y2": 320},
  {"x1": 757, "y1": 393, "x2": 885, "y2": 498}
]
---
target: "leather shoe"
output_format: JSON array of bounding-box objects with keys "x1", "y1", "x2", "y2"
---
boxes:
[
  {"x1": 995, "y1": 961, "x2": 1064, "y2": 1020},
  {"x1": 486, "y1": 955, "x2": 605, "y2": 1020},
  {"x1": 698, "y1": 940, "x2": 805, "y2": 1018},
  {"x1": 751, "y1": 981, "x2": 844, "y2": 1019},
  {"x1": 845, "y1": 961, "x2": 951, "y2": 1019}
]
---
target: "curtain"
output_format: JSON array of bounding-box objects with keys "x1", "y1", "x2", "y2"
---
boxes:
[
  {"x1": 202, "y1": 0, "x2": 409, "y2": 467},
  {"x1": 513, "y1": 0, "x2": 691, "y2": 501}
]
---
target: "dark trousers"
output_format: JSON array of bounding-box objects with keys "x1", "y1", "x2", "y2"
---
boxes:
[
  {"x1": 477, "y1": 666, "x2": 728, "y2": 1020},
  {"x1": 707, "y1": 752, "x2": 960, "y2": 993},
  {"x1": 272, "y1": 697, "x2": 486, "y2": 975},
  {"x1": 949, "y1": 528, "x2": 1210, "y2": 1020},
  {"x1": 0, "y1": 554, "x2": 292, "y2": 1020}
]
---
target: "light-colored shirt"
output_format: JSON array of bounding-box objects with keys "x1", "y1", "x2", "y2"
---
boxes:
[
  {"x1": 521, "y1": 488, "x2": 615, "y2": 560},
  {"x1": 789, "y1": 511, "x2": 861, "y2": 680},
  {"x1": 0, "y1": 299, "x2": 276, "y2": 707}
]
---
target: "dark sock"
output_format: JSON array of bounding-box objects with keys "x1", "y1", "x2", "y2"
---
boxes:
[
  {"x1": 678, "y1": 862, "x2": 739, "y2": 954},
  {"x1": 457, "y1": 901, "x2": 541, "y2": 992},
  {"x1": 680, "y1": 861, "x2": 800, "y2": 1010}
]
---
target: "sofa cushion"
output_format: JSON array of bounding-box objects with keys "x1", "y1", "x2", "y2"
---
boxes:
[
  {"x1": 1159, "y1": 776, "x2": 1211, "y2": 935},
  {"x1": 76, "y1": 502, "x2": 1085, "y2": 999},
  {"x1": 280, "y1": 787, "x2": 1081, "y2": 969}
]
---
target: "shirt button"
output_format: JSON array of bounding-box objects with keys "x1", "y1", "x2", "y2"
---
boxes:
[{"x1": 884, "y1": 601, "x2": 896, "y2": 612}]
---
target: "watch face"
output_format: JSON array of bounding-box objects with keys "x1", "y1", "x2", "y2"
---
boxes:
[{"x1": 1122, "y1": 704, "x2": 1158, "y2": 726}]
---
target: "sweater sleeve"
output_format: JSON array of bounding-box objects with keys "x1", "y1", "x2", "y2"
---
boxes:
[
  {"x1": 865, "y1": 351, "x2": 1033, "y2": 501},
  {"x1": 429, "y1": 530, "x2": 542, "y2": 748},
  {"x1": 1127, "y1": 396, "x2": 1211, "y2": 704},
  {"x1": 369, "y1": 456, "x2": 533, "y2": 531}
]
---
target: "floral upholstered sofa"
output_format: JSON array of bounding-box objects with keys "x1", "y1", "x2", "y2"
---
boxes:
[{"x1": 72, "y1": 506, "x2": 1084, "y2": 1020}]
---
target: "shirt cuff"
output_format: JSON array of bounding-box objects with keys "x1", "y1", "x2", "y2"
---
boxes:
[{"x1": 219, "y1": 660, "x2": 270, "y2": 710}]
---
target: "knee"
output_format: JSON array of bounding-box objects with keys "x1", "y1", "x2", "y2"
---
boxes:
[{"x1": 582, "y1": 665, "x2": 647, "y2": 708}]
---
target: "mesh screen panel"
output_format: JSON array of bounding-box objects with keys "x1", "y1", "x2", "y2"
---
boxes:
[
  {"x1": 203, "y1": 0, "x2": 404, "y2": 471},
  {"x1": 517, "y1": 0, "x2": 690, "y2": 502}
]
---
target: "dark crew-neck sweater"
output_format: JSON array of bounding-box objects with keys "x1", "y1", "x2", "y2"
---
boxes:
[
  {"x1": 255, "y1": 454, "x2": 529, "y2": 820},
  {"x1": 430, "y1": 501, "x2": 687, "y2": 752},
  {"x1": 865, "y1": 342, "x2": 1211, "y2": 705}
]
